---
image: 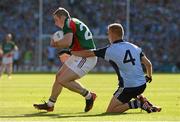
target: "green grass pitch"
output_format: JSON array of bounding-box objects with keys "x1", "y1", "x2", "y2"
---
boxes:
[{"x1": 0, "y1": 73, "x2": 180, "y2": 122}]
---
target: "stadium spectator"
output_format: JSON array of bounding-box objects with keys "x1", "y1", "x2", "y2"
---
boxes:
[
  {"x1": 0, "y1": 33, "x2": 18, "y2": 79},
  {"x1": 23, "y1": 48, "x2": 33, "y2": 71},
  {"x1": 72, "y1": 23, "x2": 161, "y2": 113},
  {"x1": 46, "y1": 45, "x2": 56, "y2": 71},
  {"x1": 33, "y1": 7, "x2": 97, "y2": 112},
  {"x1": 0, "y1": 0, "x2": 179, "y2": 72},
  {"x1": 13, "y1": 47, "x2": 20, "y2": 72},
  {"x1": 0, "y1": 45, "x2": 3, "y2": 66}
]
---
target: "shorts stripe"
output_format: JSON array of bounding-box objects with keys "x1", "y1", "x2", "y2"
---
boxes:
[
  {"x1": 65, "y1": 55, "x2": 97, "y2": 77},
  {"x1": 77, "y1": 58, "x2": 86, "y2": 68},
  {"x1": 114, "y1": 87, "x2": 124, "y2": 98},
  {"x1": 131, "y1": 101, "x2": 135, "y2": 108}
]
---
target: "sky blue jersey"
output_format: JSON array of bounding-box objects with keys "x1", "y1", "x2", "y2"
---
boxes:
[{"x1": 94, "y1": 40, "x2": 146, "y2": 88}]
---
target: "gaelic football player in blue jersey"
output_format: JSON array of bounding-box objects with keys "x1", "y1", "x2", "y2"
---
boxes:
[{"x1": 72, "y1": 23, "x2": 161, "y2": 113}]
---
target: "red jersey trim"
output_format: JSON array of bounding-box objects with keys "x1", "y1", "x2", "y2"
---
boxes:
[{"x1": 69, "y1": 20, "x2": 84, "y2": 51}]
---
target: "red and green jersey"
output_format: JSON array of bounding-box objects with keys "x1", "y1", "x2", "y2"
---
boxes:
[
  {"x1": 63, "y1": 18, "x2": 96, "y2": 51},
  {"x1": 2, "y1": 41, "x2": 16, "y2": 54}
]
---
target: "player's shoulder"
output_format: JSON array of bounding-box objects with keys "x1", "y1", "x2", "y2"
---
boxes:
[
  {"x1": 72, "y1": 18, "x2": 79, "y2": 22},
  {"x1": 117, "y1": 42, "x2": 142, "y2": 53},
  {"x1": 64, "y1": 17, "x2": 81, "y2": 28},
  {"x1": 72, "y1": 18, "x2": 87, "y2": 27},
  {"x1": 123, "y1": 42, "x2": 140, "y2": 49}
]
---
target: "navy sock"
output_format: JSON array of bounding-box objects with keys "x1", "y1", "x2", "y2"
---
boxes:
[{"x1": 128, "y1": 99, "x2": 141, "y2": 109}]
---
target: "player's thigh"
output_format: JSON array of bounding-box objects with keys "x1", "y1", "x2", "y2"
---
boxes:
[
  {"x1": 106, "y1": 96, "x2": 124, "y2": 112},
  {"x1": 56, "y1": 64, "x2": 80, "y2": 83},
  {"x1": 56, "y1": 63, "x2": 68, "y2": 75},
  {"x1": 114, "y1": 84, "x2": 146, "y2": 103},
  {"x1": 65, "y1": 55, "x2": 97, "y2": 77}
]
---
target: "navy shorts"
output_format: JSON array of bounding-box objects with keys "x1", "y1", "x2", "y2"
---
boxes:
[{"x1": 113, "y1": 84, "x2": 146, "y2": 103}]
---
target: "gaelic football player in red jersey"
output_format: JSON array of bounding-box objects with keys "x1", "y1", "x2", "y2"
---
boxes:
[
  {"x1": 0, "y1": 33, "x2": 18, "y2": 79},
  {"x1": 34, "y1": 7, "x2": 97, "y2": 112}
]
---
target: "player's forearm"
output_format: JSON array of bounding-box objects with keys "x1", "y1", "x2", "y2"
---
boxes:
[
  {"x1": 55, "y1": 40, "x2": 70, "y2": 48},
  {"x1": 141, "y1": 56, "x2": 152, "y2": 77},
  {"x1": 51, "y1": 33, "x2": 73, "y2": 49},
  {"x1": 71, "y1": 50, "x2": 95, "y2": 57},
  {"x1": 145, "y1": 63, "x2": 152, "y2": 77}
]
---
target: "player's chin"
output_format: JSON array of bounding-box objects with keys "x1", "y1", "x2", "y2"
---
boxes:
[{"x1": 59, "y1": 53, "x2": 70, "y2": 63}]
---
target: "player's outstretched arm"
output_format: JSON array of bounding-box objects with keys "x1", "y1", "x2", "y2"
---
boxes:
[
  {"x1": 71, "y1": 50, "x2": 95, "y2": 57},
  {"x1": 141, "y1": 55, "x2": 152, "y2": 79}
]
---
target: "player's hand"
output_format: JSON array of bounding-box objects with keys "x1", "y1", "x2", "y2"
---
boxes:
[
  {"x1": 58, "y1": 49, "x2": 71, "y2": 63},
  {"x1": 50, "y1": 39, "x2": 56, "y2": 47},
  {"x1": 145, "y1": 75, "x2": 152, "y2": 83},
  {"x1": 58, "y1": 49, "x2": 71, "y2": 56}
]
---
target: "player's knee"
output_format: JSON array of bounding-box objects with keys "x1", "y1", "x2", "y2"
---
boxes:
[
  {"x1": 55, "y1": 78, "x2": 66, "y2": 86},
  {"x1": 106, "y1": 106, "x2": 125, "y2": 113},
  {"x1": 55, "y1": 73, "x2": 64, "y2": 85},
  {"x1": 55, "y1": 75, "x2": 67, "y2": 87},
  {"x1": 106, "y1": 108, "x2": 117, "y2": 113},
  {"x1": 55, "y1": 79, "x2": 63, "y2": 85},
  {"x1": 59, "y1": 80, "x2": 67, "y2": 86},
  {"x1": 106, "y1": 106, "x2": 114, "y2": 113},
  {"x1": 106, "y1": 108, "x2": 112, "y2": 113}
]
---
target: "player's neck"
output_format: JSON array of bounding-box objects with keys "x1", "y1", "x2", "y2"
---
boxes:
[
  {"x1": 112, "y1": 39, "x2": 124, "y2": 44},
  {"x1": 112, "y1": 38, "x2": 123, "y2": 43}
]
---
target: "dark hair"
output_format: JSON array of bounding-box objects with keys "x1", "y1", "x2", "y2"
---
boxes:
[{"x1": 53, "y1": 7, "x2": 70, "y2": 18}]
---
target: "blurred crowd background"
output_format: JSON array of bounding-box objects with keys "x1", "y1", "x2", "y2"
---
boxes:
[{"x1": 0, "y1": 0, "x2": 179, "y2": 72}]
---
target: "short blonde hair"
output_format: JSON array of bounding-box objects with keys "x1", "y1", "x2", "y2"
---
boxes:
[
  {"x1": 108, "y1": 23, "x2": 124, "y2": 39},
  {"x1": 53, "y1": 7, "x2": 70, "y2": 18}
]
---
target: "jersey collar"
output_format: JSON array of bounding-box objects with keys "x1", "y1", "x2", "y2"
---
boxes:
[{"x1": 113, "y1": 39, "x2": 124, "y2": 44}]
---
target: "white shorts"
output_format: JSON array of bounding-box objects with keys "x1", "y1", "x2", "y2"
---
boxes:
[
  {"x1": 2, "y1": 56, "x2": 13, "y2": 64},
  {"x1": 65, "y1": 55, "x2": 97, "y2": 77}
]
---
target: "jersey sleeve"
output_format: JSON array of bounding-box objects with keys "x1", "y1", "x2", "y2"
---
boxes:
[
  {"x1": 10, "y1": 41, "x2": 15, "y2": 49},
  {"x1": 138, "y1": 47, "x2": 145, "y2": 60},
  {"x1": 12, "y1": 42, "x2": 15, "y2": 48},
  {"x1": 63, "y1": 19, "x2": 73, "y2": 34},
  {"x1": 93, "y1": 46, "x2": 109, "y2": 59},
  {"x1": 140, "y1": 52, "x2": 145, "y2": 57}
]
